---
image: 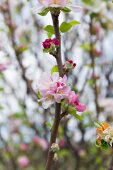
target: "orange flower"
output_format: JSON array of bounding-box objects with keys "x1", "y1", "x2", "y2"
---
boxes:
[{"x1": 96, "y1": 122, "x2": 109, "y2": 134}]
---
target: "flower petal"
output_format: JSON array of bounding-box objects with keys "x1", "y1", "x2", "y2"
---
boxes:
[
  {"x1": 75, "y1": 102, "x2": 86, "y2": 112},
  {"x1": 42, "y1": 99, "x2": 54, "y2": 109},
  {"x1": 31, "y1": 6, "x2": 44, "y2": 14},
  {"x1": 69, "y1": 5, "x2": 82, "y2": 12}
]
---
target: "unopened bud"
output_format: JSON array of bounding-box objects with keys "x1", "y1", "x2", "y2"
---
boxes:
[{"x1": 63, "y1": 60, "x2": 76, "y2": 71}]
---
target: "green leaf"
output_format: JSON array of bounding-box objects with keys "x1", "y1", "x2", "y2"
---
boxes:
[
  {"x1": 11, "y1": 112, "x2": 26, "y2": 119},
  {"x1": 95, "y1": 140, "x2": 100, "y2": 147},
  {"x1": 60, "y1": 20, "x2": 80, "y2": 33},
  {"x1": 101, "y1": 139, "x2": 109, "y2": 150},
  {"x1": 94, "y1": 122, "x2": 101, "y2": 128},
  {"x1": 47, "y1": 32, "x2": 53, "y2": 38},
  {"x1": 61, "y1": 7, "x2": 71, "y2": 13},
  {"x1": 0, "y1": 87, "x2": 4, "y2": 92},
  {"x1": 38, "y1": 8, "x2": 49, "y2": 16},
  {"x1": 59, "y1": 149, "x2": 69, "y2": 158},
  {"x1": 69, "y1": 20, "x2": 80, "y2": 26},
  {"x1": 37, "y1": 91, "x2": 42, "y2": 99},
  {"x1": 82, "y1": 0, "x2": 94, "y2": 5},
  {"x1": 0, "y1": 105, "x2": 4, "y2": 110},
  {"x1": 68, "y1": 106, "x2": 83, "y2": 120},
  {"x1": 45, "y1": 121, "x2": 52, "y2": 128},
  {"x1": 85, "y1": 64, "x2": 93, "y2": 68},
  {"x1": 16, "y1": 45, "x2": 28, "y2": 53},
  {"x1": 43, "y1": 48, "x2": 50, "y2": 53},
  {"x1": 51, "y1": 65, "x2": 58, "y2": 74},
  {"x1": 60, "y1": 22, "x2": 72, "y2": 33},
  {"x1": 43, "y1": 44, "x2": 55, "y2": 54},
  {"x1": 80, "y1": 43, "x2": 90, "y2": 51},
  {"x1": 90, "y1": 12, "x2": 99, "y2": 19},
  {"x1": 88, "y1": 79, "x2": 94, "y2": 87},
  {"x1": 49, "y1": 43, "x2": 55, "y2": 53},
  {"x1": 44, "y1": 25, "x2": 55, "y2": 34},
  {"x1": 0, "y1": 72, "x2": 4, "y2": 79}
]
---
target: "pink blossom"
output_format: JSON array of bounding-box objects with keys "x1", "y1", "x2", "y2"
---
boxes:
[
  {"x1": 38, "y1": 72, "x2": 71, "y2": 109},
  {"x1": 68, "y1": 91, "x2": 86, "y2": 112},
  {"x1": 20, "y1": 144, "x2": 28, "y2": 151},
  {"x1": 33, "y1": 136, "x2": 48, "y2": 150},
  {"x1": 0, "y1": 62, "x2": 11, "y2": 72},
  {"x1": 18, "y1": 156, "x2": 29, "y2": 168}
]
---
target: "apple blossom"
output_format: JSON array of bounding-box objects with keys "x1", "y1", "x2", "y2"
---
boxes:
[
  {"x1": 96, "y1": 122, "x2": 110, "y2": 147},
  {"x1": 103, "y1": 126, "x2": 113, "y2": 146},
  {"x1": 32, "y1": 0, "x2": 82, "y2": 14},
  {"x1": 37, "y1": 72, "x2": 71, "y2": 109},
  {"x1": 96, "y1": 122, "x2": 113, "y2": 147}
]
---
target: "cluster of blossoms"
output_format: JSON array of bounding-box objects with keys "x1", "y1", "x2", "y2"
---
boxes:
[
  {"x1": 42, "y1": 38, "x2": 60, "y2": 49},
  {"x1": 51, "y1": 143, "x2": 59, "y2": 152},
  {"x1": 37, "y1": 72, "x2": 86, "y2": 112},
  {"x1": 96, "y1": 122, "x2": 113, "y2": 148},
  {"x1": 63, "y1": 59, "x2": 76, "y2": 71},
  {"x1": 51, "y1": 143, "x2": 60, "y2": 161}
]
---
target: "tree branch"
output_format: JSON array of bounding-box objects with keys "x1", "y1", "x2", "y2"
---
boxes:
[{"x1": 45, "y1": 12, "x2": 63, "y2": 170}]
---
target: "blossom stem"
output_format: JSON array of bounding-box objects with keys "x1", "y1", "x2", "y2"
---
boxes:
[{"x1": 45, "y1": 12, "x2": 63, "y2": 170}]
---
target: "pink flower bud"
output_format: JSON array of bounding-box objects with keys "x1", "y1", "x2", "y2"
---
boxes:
[
  {"x1": 45, "y1": 39, "x2": 52, "y2": 43},
  {"x1": 73, "y1": 63, "x2": 76, "y2": 67},
  {"x1": 63, "y1": 59, "x2": 76, "y2": 70},
  {"x1": 52, "y1": 38, "x2": 60, "y2": 46},
  {"x1": 67, "y1": 59, "x2": 73, "y2": 64},
  {"x1": 42, "y1": 42, "x2": 51, "y2": 49},
  {"x1": 42, "y1": 38, "x2": 60, "y2": 49},
  {"x1": 18, "y1": 156, "x2": 29, "y2": 168}
]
